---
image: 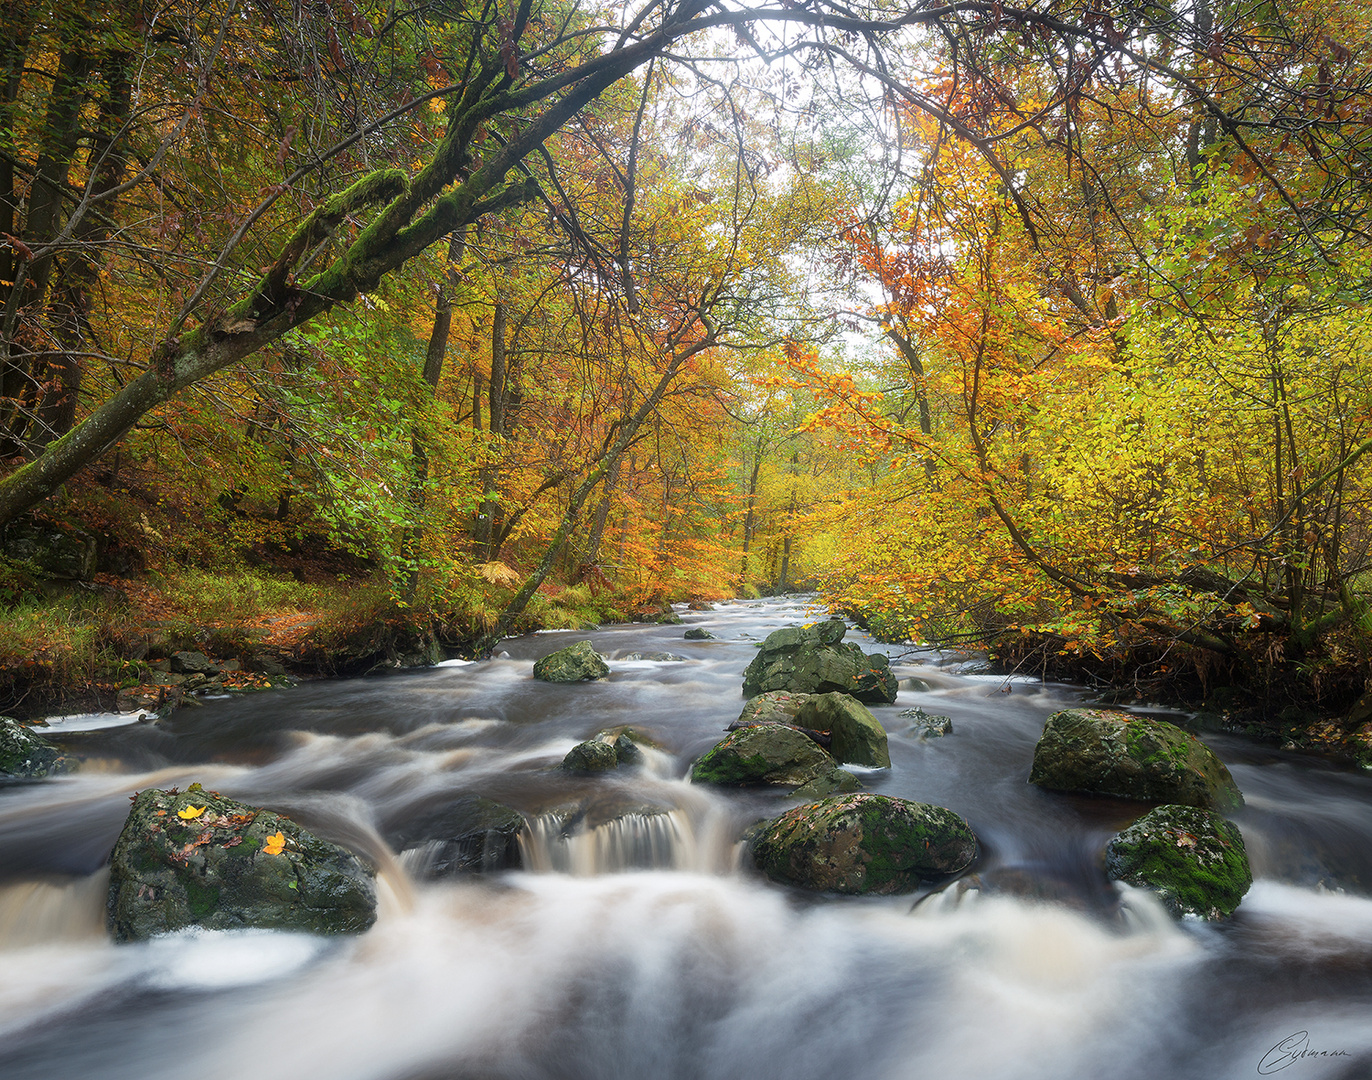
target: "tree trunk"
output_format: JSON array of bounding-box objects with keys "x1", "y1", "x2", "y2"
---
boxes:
[{"x1": 405, "y1": 229, "x2": 466, "y2": 602}]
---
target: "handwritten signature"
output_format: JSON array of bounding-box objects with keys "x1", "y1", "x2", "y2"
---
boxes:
[{"x1": 1258, "y1": 1031, "x2": 1353, "y2": 1074}]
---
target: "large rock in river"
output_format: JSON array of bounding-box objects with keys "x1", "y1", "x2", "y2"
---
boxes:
[
  {"x1": 533, "y1": 640, "x2": 610, "y2": 682},
  {"x1": 1029, "y1": 708, "x2": 1243, "y2": 811},
  {"x1": 0, "y1": 716, "x2": 74, "y2": 778},
  {"x1": 795, "y1": 692, "x2": 890, "y2": 768},
  {"x1": 107, "y1": 785, "x2": 376, "y2": 942},
  {"x1": 1105, "y1": 804, "x2": 1252, "y2": 919},
  {"x1": 691, "y1": 724, "x2": 854, "y2": 793},
  {"x1": 750, "y1": 793, "x2": 977, "y2": 895},
  {"x1": 741, "y1": 620, "x2": 897, "y2": 704}
]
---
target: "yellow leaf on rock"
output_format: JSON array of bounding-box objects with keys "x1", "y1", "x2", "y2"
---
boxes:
[
  {"x1": 177, "y1": 805, "x2": 205, "y2": 820},
  {"x1": 263, "y1": 831, "x2": 286, "y2": 855}
]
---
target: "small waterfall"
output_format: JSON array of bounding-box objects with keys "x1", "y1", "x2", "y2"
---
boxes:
[
  {"x1": 520, "y1": 806, "x2": 742, "y2": 876},
  {"x1": 0, "y1": 870, "x2": 109, "y2": 948}
]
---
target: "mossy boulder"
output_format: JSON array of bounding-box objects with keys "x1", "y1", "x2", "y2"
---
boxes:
[
  {"x1": 533, "y1": 640, "x2": 610, "y2": 683},
  {"x1": 0, "y1": 717, "x2": 74, "y2": 778},
  {"x1": 1029, "y1": 708, "x2": 1243, "y2": 811},
  {"x1": 387, "y1": 795, "x2": 524, "y2": 876},
  {"x1": 741, "y1": 620, "x2": 897, "y2": 704},
  {"x1": 749, "y1": 793, "x2": 977, "y2": 895},
  {"x1": 795, "y1": 692, "x2": 890, "y2": 767},
  {"x1": 731, "y1": 690, "x2": 811, "y2": 729},
  {"x1": 691, "y1": 725, "x2": 848, "y2": 789},
  {"x1": 1105, "y1": 804, "x2": 1252, "y2": 919},
  {"x1": 683, "y1": 627, "x2": 714, "y2": 640},
  {"x1": 107, "y1": 785, "x2": 376, "y2": 942},
  {"x1": 562, "y1": 731, "x2": 643, "y2": 772}
]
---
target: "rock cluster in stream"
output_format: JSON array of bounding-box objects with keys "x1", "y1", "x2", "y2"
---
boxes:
[
  {"x1": 0, "y1": 716, "x2": 75, "y2": 778},
  {"x1": 1028, "y1": 707, "x2": 1251, "y2": 919},
  {"x1": 741, "y1": 620, "x2": 898, "y2": 704},
  {"x1": 533, "y1": 640, "x2": 610, "y2": 682},
  {"x1": 107, "y1": 785, "x2": 376, "y2": 942}
]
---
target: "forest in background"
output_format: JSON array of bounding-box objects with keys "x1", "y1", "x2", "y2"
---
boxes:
[{"x1": 2, "y1": 0, "x2": 1371, "y2": 757}]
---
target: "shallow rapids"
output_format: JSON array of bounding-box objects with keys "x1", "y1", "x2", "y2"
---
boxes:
[{"x1": 1, "y1": 597, "x2": 1370, "y2": 1079}]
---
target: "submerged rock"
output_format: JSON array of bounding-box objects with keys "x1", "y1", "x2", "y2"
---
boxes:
[
  {"x1": 795, "y1": 692, "x2": 890, "y2": 768},
  {"x1": 1105, "y1": 804, "x2": 1252, "y2": 919},
  {"x1": 741, "y1": 620, "x2": 897, "y2": 704},
  {"x1": 749, "y1": 793, "x2": 977, "y2": 895},
  {"x1": 623, "y1": 651, "x2": 688, "y2": 662},
  {"x1": 0, "y1": 716, "x2": 74, "y2": 778},
  {"x1": 107, "y1": 785, "x2": 376, "y2": 942},
  {"x1": 691, "y1": 725, "x2": 847, "y2": 789},
  {"x1": 533, "y1": 640, "x2": 610, "y2": 683},
  {"x1": 683, "y1": 627, "x2": 715, "y2": 640},
  {"x1": 900, "y1": 708, "x2": 953, "y2": 738},
  {"x1": 1028, "y1": 708, "x2": 1243, "y2": 811},
  {"x1": 389, "y1": 794, "x2": 524, "y2": 876}
]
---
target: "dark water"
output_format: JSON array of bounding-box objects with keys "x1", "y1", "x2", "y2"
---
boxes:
[{"x1": 2, "y1": 597, "x2": 1371, "y2": 1080}]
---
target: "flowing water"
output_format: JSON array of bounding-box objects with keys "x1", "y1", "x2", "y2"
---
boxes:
[{"x1": 1, "y1": 597, "x2": 1371, "y2": 1080}]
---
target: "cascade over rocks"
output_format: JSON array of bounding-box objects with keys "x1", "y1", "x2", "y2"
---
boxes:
[
  {"x1": 107, "y1": 785, "x2": 377, "y2": 942},
  {"x1": 387, "y1": 794, "x2": 525, "y2": 876},
  {"x1": 741, "y1": 620, "x2": 897, "y2": 704},
  {"x1": 0, "y1": 716, "x2": 74, "y2": 777},
  {"x1": 1029, "y1": 709, "x2": 1244, "y2": 811},
  {"x1": 1105, "y1": 804, "x2": 1252, "y2": 919},
  {"x1": 749, "y1": 793, "x2": 977, "y2": 895},
  {"x1": 533, "y1": 640, "x2": 610, "y2": 682},
  {"x1": 690, "y1": 724, "x2": 856, "y2": 795}
]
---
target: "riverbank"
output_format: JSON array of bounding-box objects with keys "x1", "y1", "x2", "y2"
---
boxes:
[{"x1": 0, "y1": 565, "x2": 704, "y2": 722}]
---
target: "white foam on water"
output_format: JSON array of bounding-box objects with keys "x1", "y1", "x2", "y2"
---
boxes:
[{"x1": 139, "y1": 926, "x2": 334, "y2": 990}]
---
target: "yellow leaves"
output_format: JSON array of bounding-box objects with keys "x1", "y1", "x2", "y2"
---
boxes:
[
  {"x1": 476, "y1": 561, "x2": 522, "y2": 586},
  {"x1": 263, "y1": 831, "x2": 286, "y2": 856},
  {"x1": 178, "y1": 805, "x2": 206, "y2": 820}
]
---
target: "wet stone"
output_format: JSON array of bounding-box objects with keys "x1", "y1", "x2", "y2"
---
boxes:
[
  {"x1": 107, "y1": 785, "x2": 377, "y2": 942},
  {"x1": 749, "y1": 793, "x2": 977, "y2": 895},
  {"x1": 1105, "y1": 804, "x2": 1252, "y2": 919},
  {"x1": 1029, "y1": 708, "x2": 1243, "y2": 811},
  {"x1": 534, "y1": 640, "x2": 610, "y2": 682},
  {"x1": 0, "y1": 716, "x2": 74, "y2": 778}
]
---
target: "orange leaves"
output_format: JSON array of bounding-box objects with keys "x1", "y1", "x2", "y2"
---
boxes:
[{"x1": 263, "y1": 831, "x2": 286, "y2": 856}]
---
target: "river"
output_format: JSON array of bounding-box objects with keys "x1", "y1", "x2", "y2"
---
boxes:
[{"x1": 1, "y1": 596, "x2": 1370, "y2": 1079}]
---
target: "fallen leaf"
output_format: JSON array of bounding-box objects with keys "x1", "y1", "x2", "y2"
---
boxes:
[
  {"x1": 263, "y1": 831, "x2": 286, "y2": 855},
  {"x1": 222, "y1": 836, "x2": 243, "y2": 848},
  {"x1": 178, "y1": 805, "x2": 206, "y2": 819}
]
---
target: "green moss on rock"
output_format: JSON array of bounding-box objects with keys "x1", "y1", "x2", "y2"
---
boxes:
[
  {"x1": 795, "y1": 692, "x2": 890, "y2": 768},
  {"x1": 741, "y1": 620, "x2": 897, "y2": 704},
  {"x1": 0, "y1": 716, "x2": 74, "y2": 778},
  {"x1": 1105, "y1": 804, "x2": 1252, "y2": 919},
  {"x1": 690, "y1": 725, "x2": 839, "y2": 788},
  {"x1": 1028, "y1": 708, "x2": 1243, "y2": 811},
  {"x1": 532, "y1": 640, "x2": 610, "y2": 682},
  {"x1": 107, "y1": 785, "x2": 377, "y2": 942},
  {"x1": 749, "y1": 792, "x2": 977, "y2": 895}
]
